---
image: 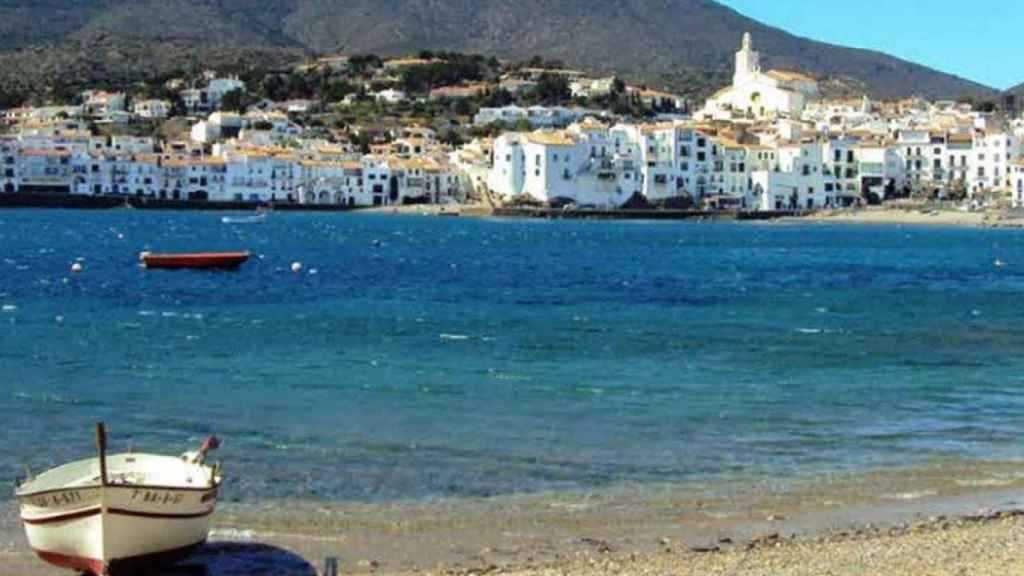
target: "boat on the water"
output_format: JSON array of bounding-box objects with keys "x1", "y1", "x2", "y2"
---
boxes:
[
  {"x1": 16, "y1": 424, "x2": 221, "y2": 576},
  {"x1": 221, "y1": 213, "x2": 266, "y2": 225},
  {"x1": 139, "y1": 251, "x2": 250, "y2": 270}
]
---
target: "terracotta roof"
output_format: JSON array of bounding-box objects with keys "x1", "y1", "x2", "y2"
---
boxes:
[
  {"x1": 525, "y1": 131, "x2": 578, "y2": 147},
  {"x1": 429, "y1": 83, "x2": 491, "y2": 98},
  {"x1": 21, "y1": 148, "x2": 71, "y2": 157},
  {"x1": 576, "y1": 118, "x2": 607, "y2": 132}
]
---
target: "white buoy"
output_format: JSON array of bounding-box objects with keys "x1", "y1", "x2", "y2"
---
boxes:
[
  {"x1": 994, "y1": 259, "x2": 1005, "y2": 268},
  {"x1": 291, "y1": 261, "x2": 303, "y2": 273},
  {"x1": 70, "y1": 262, "x2": 83, "y2": 273}
]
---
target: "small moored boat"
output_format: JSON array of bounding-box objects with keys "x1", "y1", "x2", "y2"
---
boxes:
[
  {"x1": 221, "y1": 213, "x2": 266, "y2": 225},
  {"x1": 16, "y1": 423, "x2": 222, "y2": 575},
  {"x1": 139, "y1": 251, "x2": 250, "y2": 270}
]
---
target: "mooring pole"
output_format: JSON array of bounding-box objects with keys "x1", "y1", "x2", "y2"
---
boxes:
[{"x1": 95, "y1": 422, "x2": 108, "y2": 486}]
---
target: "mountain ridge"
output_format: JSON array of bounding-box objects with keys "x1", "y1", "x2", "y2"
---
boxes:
[{"x1": 0, "y1": 0, "x2": 997, "y2": 103}]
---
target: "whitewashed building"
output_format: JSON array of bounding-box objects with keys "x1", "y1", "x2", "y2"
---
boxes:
[
  {"x1": 133, "y1": 99, "x2": 171, "y2": 119},
  {"x1": 181, "y1": 76, "x2": 246, "y2": 113},
  {"x1": 703, "y1": 33, "x2": 819, "y2": 120}
]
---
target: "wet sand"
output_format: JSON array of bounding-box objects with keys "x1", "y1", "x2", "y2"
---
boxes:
[
  {"x1": 794, "y1": 207, "x2": 1024, "y2": 228},
  {"x1": 3, "y1": 461, "x2": 1023, "y2": 575}
]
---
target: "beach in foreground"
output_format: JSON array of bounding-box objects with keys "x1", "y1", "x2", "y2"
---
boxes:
[
  {"x1": 3, "y1": 460, "x2": 1023, "y2": 575},
  {"x1": 3, "y1": 503, "x2": 1022, "y2": 575}
]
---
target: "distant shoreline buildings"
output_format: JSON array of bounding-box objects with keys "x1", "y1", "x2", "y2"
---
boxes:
[{"x1": 2, "y1": 34, "x2": 1023, "y2": 211}]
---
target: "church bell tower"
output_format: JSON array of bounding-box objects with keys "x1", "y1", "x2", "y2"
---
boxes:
[{"x1": 734, "y1": 32, "x2": 761, "y2": 86}]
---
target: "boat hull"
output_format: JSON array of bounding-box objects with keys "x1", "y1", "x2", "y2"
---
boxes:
[
  {"x1": 35, "y1": 540, "x2": 205, "y2": 576},
  {"x1": 140, "y1": 252, "x2": 250, "y2": 270},
  {"x1": 20, "y1": 484, "x2": 218, "y2": 575},
  {"x1": 222, "y1": 215, "x2": 266, "y2": 224}
]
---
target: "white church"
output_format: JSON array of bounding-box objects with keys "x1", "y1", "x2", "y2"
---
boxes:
[{"x1": 702, "y1": 33, "x2": 819, "y2": 120}]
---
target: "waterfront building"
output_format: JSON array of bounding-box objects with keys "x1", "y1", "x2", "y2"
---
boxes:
[
  {"x1": 856, "y1": 142, "x2": 904, "y2": 201},
  {"x1": 1, "y1": 138, "x2": 18, "y2": 193},
  {"x1": 750, "y1": 140, "x2": 834, "y2": 210},
  {"x1": 971, "y1": 130, "x2": 1015, "y2": 197},
  {"x1": 1012, "y1": 159, "x2": 1024, "y2": 207},
  {"x1": 488, "y1": 127, "x2": 640, "y2": 208},
  {"x1": 16, "y1": 148, "x2": 74, "y2": 195}
]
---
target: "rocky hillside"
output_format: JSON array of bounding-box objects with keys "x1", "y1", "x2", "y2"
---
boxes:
[{"x1": 0, "y1": 0, "x2": 996, "y2": 102}]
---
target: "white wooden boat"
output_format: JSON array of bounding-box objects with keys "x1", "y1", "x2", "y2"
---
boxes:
[
  {"x1": 221, "y1": 213, "x2": 266, "y2": 225},
  {"x1": 15, "y1": 424, "x2": 222, "y2": 575}
]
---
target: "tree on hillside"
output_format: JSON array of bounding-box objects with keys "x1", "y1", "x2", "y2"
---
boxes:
[
  {"x1": 451, "y1": 97, "x2": 474, "y2": 117},
  {"x1": 481, "y1": 88, "x2": 513, "y2": 108},
  {"x1": 321, "y1": 79, "x2": 356, "y2": 103},
  {"x1": 439, "y1": 129, "x2": 463, "y2": 147},
  {"x1": 0, "y1": 85, "x2": 23, "y2": 109},
  {"x1": 400, "y1": 58, "x2": 485, "y2": 94},
  {"x1": 530, "y1": 74, "x2": 571, "y2": 106},
  {"x1": 348, "y1": 54, "x2": 382, "y2": 75},
  {"x1": 262, "y1": 74, "x2": 288, "y2": 101},
  {"x1": 220, "y1": 89, "x2": 249, "y2": 113},
  {"x1": 523, "y1": 55, "x2": 565, "y2": 70}
]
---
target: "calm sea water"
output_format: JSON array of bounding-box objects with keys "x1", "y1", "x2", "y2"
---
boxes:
[{"x1": 1, "y1": 210, "x2": 1022, "y2": 502}]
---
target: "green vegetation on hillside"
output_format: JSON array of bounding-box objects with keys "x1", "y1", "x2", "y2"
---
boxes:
[{"x1": 0, "y1": 0, "x2": 998, "y2": 109}]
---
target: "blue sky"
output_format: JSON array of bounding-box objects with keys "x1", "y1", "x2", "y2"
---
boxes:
[{"x1": 717, "y1": 0, "x2": 1019, "y2": 90}]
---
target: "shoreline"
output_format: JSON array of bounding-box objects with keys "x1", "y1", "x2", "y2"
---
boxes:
[
  {"x1": 782, "y1": 206, "x2": 1024, "y2": 229},
  {"x1": 3, "y1": 193, "x2": 1024, "y2": 230},
  {"x1": 3, "y1": 459, "x2": 1022, "y2": 574}
]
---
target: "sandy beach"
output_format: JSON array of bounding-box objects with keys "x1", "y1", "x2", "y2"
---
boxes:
[
  {"x1": 792, "y1": 207, "x2": 1024, "y2": 228},
  {"x1": 3, "y1": 461, "x2": 1023, "y2": 575},
  {"x1": 358, "y1": 203, "x2": 1024, "y2": 230},
  {"x1": 4, "y1": 504, "x2": 1022, "y2": 575}
]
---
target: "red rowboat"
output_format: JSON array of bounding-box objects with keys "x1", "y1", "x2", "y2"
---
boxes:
[{"x1": 139, "y1": 251, "x2": 250, "y2": 270}]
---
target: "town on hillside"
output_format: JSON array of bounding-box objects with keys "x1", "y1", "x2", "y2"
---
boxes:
[{"x1": 1, "y1": 35, "x2": 1022, "y2": 212}]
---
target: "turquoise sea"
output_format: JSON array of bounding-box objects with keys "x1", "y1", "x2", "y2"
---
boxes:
[{"x1": 1, "y1": 210, "x2": 1023, "y2": 503}]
